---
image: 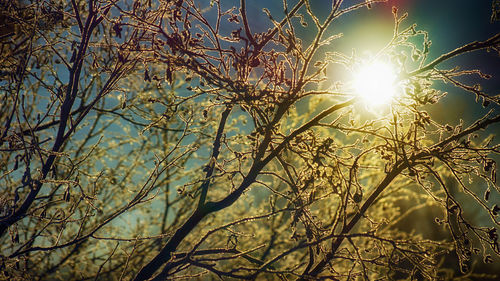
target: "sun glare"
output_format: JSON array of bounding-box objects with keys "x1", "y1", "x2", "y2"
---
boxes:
[{"x1": 353, "y1": 61, "x2": 398, "y2": 106}]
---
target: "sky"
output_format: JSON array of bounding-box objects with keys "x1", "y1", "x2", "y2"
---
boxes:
[
  {"x1": 396, "y1": 0, "x2": 499, "y2": 124},
  {"x1": 298, "y1": 0, "x2": 500, "y2": 124},
  {"x1": 220, "y1": 0, "x2": 500, "y2": 272},
  {"x1": 389, "y1": 0, "x2": 498, "y2": 75},
  {"x1": 241, "y1": 0, "x2": 498, "y2": 92},
  {"x1": 244, "y1": 0, "x2": 500, "y2": 215}
]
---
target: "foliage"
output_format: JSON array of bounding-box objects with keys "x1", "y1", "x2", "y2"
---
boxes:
[{"x1": 1, "y1": 0, "x2": 499, "y2": 280}]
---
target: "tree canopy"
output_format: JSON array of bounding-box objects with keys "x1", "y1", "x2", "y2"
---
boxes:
[{"x1": 1, "y1": 0, "x2": 499, "y2": 280}]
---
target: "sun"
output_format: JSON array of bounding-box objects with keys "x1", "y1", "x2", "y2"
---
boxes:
[{"x1": 352, "y1": 60, "x2": 399, "y2": 106}]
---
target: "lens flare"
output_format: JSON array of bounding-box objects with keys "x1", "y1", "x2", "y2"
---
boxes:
[{"x1": 353, "y1": 61, "x2": 398, "y2": 106}]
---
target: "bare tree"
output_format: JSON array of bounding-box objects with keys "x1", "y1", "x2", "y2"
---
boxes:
[{"x1": 1, "y1": 0, "x2": 499, "y2": 280}]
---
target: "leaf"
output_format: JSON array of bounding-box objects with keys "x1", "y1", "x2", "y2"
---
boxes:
[
  {"x1": 353, "y1": 192, "x2": 362, "y2": 203},
  {"x1": 249, "y1": 57, "x2": 260, "y2": 67},
  {"x1": 113, "y1": 23, "x2": 122, "y2": 38}
]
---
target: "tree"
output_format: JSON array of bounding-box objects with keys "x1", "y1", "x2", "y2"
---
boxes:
[{"x1": 1, "y1": 0, "x2": 499, "y2": 280}]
